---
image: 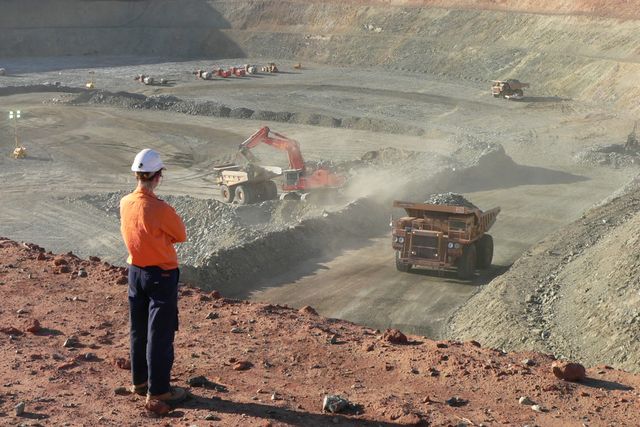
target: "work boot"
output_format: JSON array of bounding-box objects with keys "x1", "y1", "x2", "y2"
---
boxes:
[
  {"x1": 146, "y1": 386, "x2": 187, "y2": 404},
  {"x1": 129, "y1": 382, "x2": 148, "y2": 396}
]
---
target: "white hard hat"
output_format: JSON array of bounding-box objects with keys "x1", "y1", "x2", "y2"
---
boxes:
[{"x1": 131, "y1": 149, "x2": 164, "y2": 172}]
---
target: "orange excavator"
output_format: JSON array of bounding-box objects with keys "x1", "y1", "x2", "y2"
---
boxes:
[
  {"x1": 213, "y1": 127, "x2": 345, "y2": 204},
  {"x1": 240, "y1": 126, "x2": 344, "y2": 196}
]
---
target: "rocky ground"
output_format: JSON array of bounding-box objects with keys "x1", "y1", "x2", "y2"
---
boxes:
[
  {"x1": 2, "y1": 239, "x2": 640, "y2": 426},
  {"x1": 450, "y1": 176, "x2": 640, "y2": 373}
]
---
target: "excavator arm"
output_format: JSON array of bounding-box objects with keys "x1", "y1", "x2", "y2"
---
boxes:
[{"x1": 238, "y1": 126, "x2": 306, "y2": 171}]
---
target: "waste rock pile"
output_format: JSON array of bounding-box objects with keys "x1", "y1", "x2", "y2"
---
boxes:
[
  {"x1": 451, "y1": 178, "x2": 640, "y2": 372},
  {"x1": 574, "y1": 143, "x2": 640, "y2": 168}
]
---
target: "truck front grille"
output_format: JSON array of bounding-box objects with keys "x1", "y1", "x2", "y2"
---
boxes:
[{"x1": 411, "y1": 234, "x2": 439, "y2": 260}]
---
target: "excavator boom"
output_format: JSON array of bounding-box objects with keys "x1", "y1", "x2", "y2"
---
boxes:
[{"x1": 238, "y1": 126, "x2": 306, "y2": 171}]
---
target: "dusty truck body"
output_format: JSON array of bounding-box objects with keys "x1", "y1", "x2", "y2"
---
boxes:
[
  {"x1": 491, "y1": 79, "x2": 529, "y2": 99},
  {"x1": 213, "y1": 163, "x2": 281, "y2": 205},
  {"x1": 391, "y1": 200, "x2": 500, "y2": 279}
]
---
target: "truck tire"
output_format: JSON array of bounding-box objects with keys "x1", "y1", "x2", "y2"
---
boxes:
[
  {"x1": 395, "y1": 251, "x2": 412, "y2": 273},
  {"x1": 514, "y1": 89, "x2": 523, "y2": 97},
  {"x1": 252, "y1": 182, "x2": 266, "y2": 202},
  {"x1": 280, "y1": 192, "x2": 301, "y2": 201},
  {"x1": 457, "y1": 243, "x2": 477, "y2": 280},
  {"x1": 264, "y1": 181, "x2": 278, "y2": 200},
  {"x1": 476, "y1": 234, "x2": 494, "y2": 269},
  {"x1": 235, "y1": 184, "x2": 253, "y2": 205},
  {"x1": 220, "y1": 185, "x2": 234, "y2": 203}
]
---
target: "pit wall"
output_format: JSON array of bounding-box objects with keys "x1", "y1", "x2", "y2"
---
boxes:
[{"x1": 3, "y1": 1, "x2": 640, "y2": 109}]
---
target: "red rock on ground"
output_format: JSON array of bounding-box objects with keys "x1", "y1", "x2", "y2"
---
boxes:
[
  {"x1": 233, "y1": 360, "x2": 253, "y2": 371},
  {"x1": 552, "y1": 361, "x2": 587, "y2": 382},
  {"x1": 53, "y1": 257, "x2": 68, "y2": 266},
  {"x1": 383, "y1": 328, "x2": 408, "y2": 344},
  {"x1": 298, "y1": 305, "x2": 318, "y2": 316},
  {"x1": 25, "y1": 319, "x2": 40, "y2": 334},
  {"x1": 114, "y1": 357, "x2": 131, "y2": 370},
  {"x1": 210, "y1": 290, "x2": 222, "y2": 299},
  {"x1": 1, "y1": 240, "x2": 640, "y2": 426},
  {"x1": 57, "y1": 361, "x2": 77, "y2": 370}
]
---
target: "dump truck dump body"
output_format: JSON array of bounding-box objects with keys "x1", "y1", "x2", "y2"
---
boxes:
[
  {"x1": 392, "y1": 200, "x2": 500, "y2": 278},
  {"x1": 491, "y1": 79, "x2": 530, "y2": 99}
]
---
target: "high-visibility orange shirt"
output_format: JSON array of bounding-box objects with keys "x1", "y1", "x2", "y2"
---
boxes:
[{"x1": 120, "y1": 187, "x2": 187, "y2": 270}]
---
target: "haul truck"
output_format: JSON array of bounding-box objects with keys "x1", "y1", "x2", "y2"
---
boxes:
[{"x1": 391, "y1": 200, "x2": 500, "y2": 279}]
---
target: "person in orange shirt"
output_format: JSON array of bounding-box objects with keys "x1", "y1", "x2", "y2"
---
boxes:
[{"x1": 120, "y1": 149, "x2": 187, "y2": 405}]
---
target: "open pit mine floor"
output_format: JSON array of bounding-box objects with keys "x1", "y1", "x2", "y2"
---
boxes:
[{"x1": 0, "y1": 59, "x2": 636, "y2": 342}]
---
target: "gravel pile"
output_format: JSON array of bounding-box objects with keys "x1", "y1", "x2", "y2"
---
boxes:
[
  {"x1": 77, "y1": 191, "x2": 334, "y2": 268},
  {"x1": 425, "y1": 192, "x2": 478, "y2": 209},
  {"x1": 78, "y1": 192, "x2": 257, "y2": 266},
  {"x1": 574, "y1": 144, "x2": 640, "y2": 168}
]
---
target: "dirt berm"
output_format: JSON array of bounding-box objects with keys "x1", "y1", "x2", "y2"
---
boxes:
[
  {"x1": 450, "y1": 176, "x2": 640, "y2": 373},
  {"x1": 69, "y1": 89, "x2": 425, "y2": 136}
]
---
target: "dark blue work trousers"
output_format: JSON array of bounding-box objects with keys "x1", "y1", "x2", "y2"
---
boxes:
[{"x1": 128, "y1": 265, "x2": 179, "y2": 396}]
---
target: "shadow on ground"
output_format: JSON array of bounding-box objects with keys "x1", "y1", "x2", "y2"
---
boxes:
[
  {"x1": 581, "y1": 377, "x2": 634, "y2": 391},
  {"x1": 180, "y1": 394, "x2": 407, "y2": 427}
]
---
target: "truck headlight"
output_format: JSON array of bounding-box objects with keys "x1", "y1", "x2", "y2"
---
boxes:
[
  {"x1": 398, "y1": 237, "x2": 405, "y2": 243},
  {"x1": 448, "y1": 242, "x2": 454, "y2": 249},
  {"x1": 393, "y1": 236, "x2": 398, "y2": 242},
  {"x1": 454, "y1": 243, "x2": 461, "y2": 249}
]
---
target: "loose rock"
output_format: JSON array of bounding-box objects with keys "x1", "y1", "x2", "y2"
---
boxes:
[
  {"x1": 298, "y1": 305, "x2": 318, "y2": 316},
  {"x1": 233, "y1": 360, "x2": 253, "y2": 371},
  {"x1": 63, "y1": 336, "x2": 78, "y2": 348},
  {"x1": 322, "y1": 395, "x2": 351, "y2": 413},
  {"x1": 445, "y1": 396, "x2": 468, "y2": 407},
  {"x1": 26, "y1": 319, "x2": 41, "y2": 334},
  {"x1": 15, "y1": 401, "x2": 26, "y2": 416},
  {"x1": 382, "y1": 328, "x2": 408, "y2": 344},
  {"x1": 114, "y1": 357, "x2": 131, "y2": 370},
  {"x1": 552, "y1": 361, "x2": 586, "y2": 382},
  {"x1": 519, "y1": 396, "x2": 535, "y2": 405}
]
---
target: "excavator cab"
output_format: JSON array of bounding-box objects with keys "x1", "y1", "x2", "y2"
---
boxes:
[{"x1": 284, "y1": 169, "x2": 303, "y2": 187}]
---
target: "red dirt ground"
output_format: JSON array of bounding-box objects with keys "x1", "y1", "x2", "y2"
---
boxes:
[{"x1": 1, "y1": 238, "x2": 639, "y2": 426}]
